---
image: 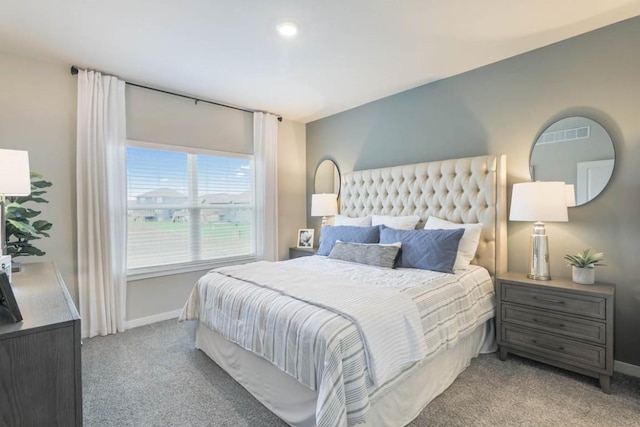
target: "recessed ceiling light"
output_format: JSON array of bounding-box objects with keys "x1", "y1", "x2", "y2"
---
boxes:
[{"x1": 277, "y1": 22, "x2": 298, "y2": 38}]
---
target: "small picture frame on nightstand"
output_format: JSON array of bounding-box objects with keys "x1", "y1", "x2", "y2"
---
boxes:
[{"x1": 297, "y1": 229, "x2": 314, "y2": 248}]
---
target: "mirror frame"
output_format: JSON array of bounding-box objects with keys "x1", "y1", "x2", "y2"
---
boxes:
[
  {"x1": 529, "y1": 116, "x2": 615, "y2": 207},
  {"x1": 313, "y1": 158, "x2": 341, "y2": 197}
]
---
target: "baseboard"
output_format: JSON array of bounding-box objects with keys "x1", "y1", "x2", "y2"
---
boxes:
[
  {"x1": 614, "y1": 360, "x2": 640, "y2": 378},
  {"x1": 126, "y1": 309, "x2": 182, "y2": 329}
]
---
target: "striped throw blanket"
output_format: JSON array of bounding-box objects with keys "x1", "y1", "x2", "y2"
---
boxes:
[
  {"x1": 213, "y1": 261, "x2": 428, "y2": 386},
  {"x1": 180, "y1": 257, "x2": 495, "y2": 427}
]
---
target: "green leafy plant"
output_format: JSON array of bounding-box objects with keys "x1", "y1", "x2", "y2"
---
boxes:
[
  {"x1": 4, "y1": 172, "x2": 53, "y2": 257},
  {"x1": 564, "y1": 248, "x2": 605, "y2": 269}
]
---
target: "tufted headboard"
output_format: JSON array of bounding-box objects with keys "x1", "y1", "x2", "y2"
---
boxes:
[{"x1": 340, "y1": 154, "x2": 507, "y2": 281}]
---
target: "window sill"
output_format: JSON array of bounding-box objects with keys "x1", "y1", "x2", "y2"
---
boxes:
[{"x1": 127, "y1": 255, "x2": 257, "y2": 282}]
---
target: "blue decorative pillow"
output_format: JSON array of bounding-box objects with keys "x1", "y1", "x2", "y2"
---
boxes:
[
  {"x1": 317, "y1": 225, "x2": 381, "y2": 256},
  {"x1": 379, "y1": 226, "x2": 464, "y2": 273}
]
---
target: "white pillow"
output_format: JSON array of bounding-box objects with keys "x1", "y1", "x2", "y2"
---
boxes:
[
  {"x1": 334, "y1": 215, "x2": 372, "y2": 227},
  {"x1": 372, "y1": 214, "x2": 421, "y2": 230},
  {"x1": 424, "y1": 216, "x2": 482, "y2": 271}
]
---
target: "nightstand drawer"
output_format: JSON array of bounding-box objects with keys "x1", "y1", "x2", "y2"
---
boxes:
[
  {"x1": 502, "y1": 304, "x2": 606, "y2": 344},
  {"x1": 502, "y1": 325, "x2": 606, "y2": 370},
  {"x1": 501, "y1": 283, "x2": 606, "y2": 320}
]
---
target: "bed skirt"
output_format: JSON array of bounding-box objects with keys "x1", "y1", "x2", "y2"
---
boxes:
[{"x1": 188, "y1": 319, "x2": 496, "y2": 427}]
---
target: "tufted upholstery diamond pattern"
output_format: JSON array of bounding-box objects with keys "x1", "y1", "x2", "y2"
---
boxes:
[{"x1": 340, "y1": 155, "x2": 506, "y2": 279}]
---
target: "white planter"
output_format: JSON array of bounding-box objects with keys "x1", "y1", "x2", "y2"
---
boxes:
[{"x1": 572, "y1": 266, "x2": 595, "y2": 285}]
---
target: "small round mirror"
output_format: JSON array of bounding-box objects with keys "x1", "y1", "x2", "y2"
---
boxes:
[
  {"x1": 314, "y1": 159, "x2": 341, "y2": 196},
  {"x1": 530, "y1": 116, "x2": 615, "y2": 206}
]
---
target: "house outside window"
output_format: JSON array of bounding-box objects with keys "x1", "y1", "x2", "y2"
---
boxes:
[{"x1": 126, "y1": 142, "x2": 256, "y2": 275}]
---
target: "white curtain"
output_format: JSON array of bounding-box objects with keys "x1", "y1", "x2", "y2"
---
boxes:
[
  {"x1": 76, "y1": 70, "x2": 127, "y2": 338},
  {"x1": 254, "y1": 112, "x2": 279, "y2": 261}
]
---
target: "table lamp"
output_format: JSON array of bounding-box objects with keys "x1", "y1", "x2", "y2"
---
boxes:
[
  {"x1": 311, "y1": 193, "x2": 337, "y2": 225},
  {"x1": 0, "y1": 149, "x2": 32, "y2": 255},
  {"x1": 510, "y1": 181, "x2": 568, "y2": 280}
]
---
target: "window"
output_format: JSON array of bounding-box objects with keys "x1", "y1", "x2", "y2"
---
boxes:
[{"x1": 126, "y1": 142, "x2": 255, "y2": 274}]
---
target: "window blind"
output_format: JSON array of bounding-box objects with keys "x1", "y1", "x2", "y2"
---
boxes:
[{"x1": 126, "y1": 144, "x2": 255, "y2": 271}]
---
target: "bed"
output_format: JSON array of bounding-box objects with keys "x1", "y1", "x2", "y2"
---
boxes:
[{"x1": 180, "y1": 154, "x2": 507, "y2": 427}]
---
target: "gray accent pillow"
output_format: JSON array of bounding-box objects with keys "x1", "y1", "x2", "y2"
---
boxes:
[
  {"x1": 379, "y1": 226, "x2": 465, "y2": 273},
  {"x1": 328, "y1": 241, "x2": 401, "y2": 268},
  {"x1": 317, "y1": 225, "x2": 381, "y2": 256}
]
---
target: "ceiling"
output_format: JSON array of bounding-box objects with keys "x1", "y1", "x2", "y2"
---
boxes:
[{"x1": 1, "y1": 1, "x2": 640, "y2": 123}]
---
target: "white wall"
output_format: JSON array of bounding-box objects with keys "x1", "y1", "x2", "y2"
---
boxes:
[
  {"x1": 277, "y1": 119, "x2": 307, "y2": 260},
  {"x1": 0, "y1": 52, "x2": 78, "y2": 300},
  {"x1": 0, "y1": 51, "x2": 307, "y2": 323}
]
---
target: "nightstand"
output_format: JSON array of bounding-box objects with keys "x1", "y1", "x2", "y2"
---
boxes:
[
  {"x1": 289, "y1": 247, "x2": 317, "y2": 259},
  {"x1": 496, "y1": 272, "x2": 615, "y2": 393}
]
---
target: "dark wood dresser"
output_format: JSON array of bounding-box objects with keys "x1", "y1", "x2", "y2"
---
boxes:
[
  {"x1": 496, "y1": 272, "x2": 614, "y2": 393},
  {"x1": 0, "y1": 262, "x2": 82, "y2": 426}
]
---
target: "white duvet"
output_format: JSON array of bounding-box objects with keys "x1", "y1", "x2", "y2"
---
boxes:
[{"x1": 180, "y1": 256, "x2": 495, "y2": 426}]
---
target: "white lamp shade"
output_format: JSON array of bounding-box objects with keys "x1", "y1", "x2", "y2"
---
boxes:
[
  {"x1": 565, "y1": 184, "x2": 576, "y2": 208},
  {"x1": 0, "y1": 149, "x2": 31, "y2": 196},
  {"x1": 510, "y1": 181, "x2": 568, "y2": 222},
  {"x1": 311, "y1": 193, "x2": 338, "y2": 217}
]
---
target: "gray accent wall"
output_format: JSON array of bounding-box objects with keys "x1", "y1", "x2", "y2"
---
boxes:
[{"x1": 307, "y1": 16, "x2": 640, "y2": 367}]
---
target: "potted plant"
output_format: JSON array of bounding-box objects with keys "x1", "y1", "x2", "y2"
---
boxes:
[
  {"x1": 564, "y1": 248, "x2": 605, "y2": 285},
  {"x1": 4, "y1": 172, "x2": 53, "y2": 271}
]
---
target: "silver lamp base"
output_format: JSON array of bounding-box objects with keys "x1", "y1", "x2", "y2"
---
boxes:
[{"x1": 527, "y1": 221, "x2": 551, "y2": 281}]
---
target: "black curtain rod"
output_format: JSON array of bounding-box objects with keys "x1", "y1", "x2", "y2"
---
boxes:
[{"x1": 70, "y1": 66, "x2": 282, "y2": 121}]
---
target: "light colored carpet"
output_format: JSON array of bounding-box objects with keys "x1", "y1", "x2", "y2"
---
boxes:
[{"x1": 82, "y1": 320, "x2": 640, "y2": 426}]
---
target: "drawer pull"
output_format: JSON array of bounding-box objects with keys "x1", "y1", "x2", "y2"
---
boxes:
[
  {"x1": 532, "y1": 318, "x2": 566, "y2": 328},
  {"x1": 532, "y1": 339, "x2": 565, "y2": 352},
  {"x1": 533, "y1": 296, "x2": 565, "y2": 305}
]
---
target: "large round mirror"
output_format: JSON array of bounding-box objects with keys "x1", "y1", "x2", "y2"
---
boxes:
[
  {"x1": 530, "y1": 116, "x2": 615, "y2": 206},
  {"x1": 314, "y1": 159, "x2": 341, "y2": 196}
]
